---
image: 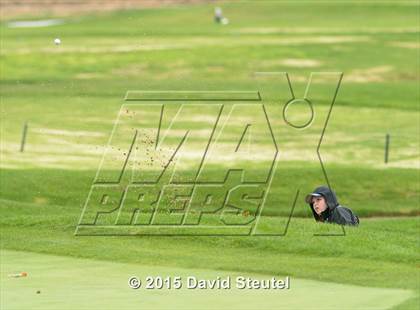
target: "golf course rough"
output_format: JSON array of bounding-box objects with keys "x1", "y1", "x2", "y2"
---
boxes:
[{"x1": 0, "y1": 1, "x2": 419, "y2": 309}]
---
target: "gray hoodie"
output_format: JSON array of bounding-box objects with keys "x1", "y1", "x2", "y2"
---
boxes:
[{"x1": 305, "y1": 186, "x2": 359, "y2": 226}]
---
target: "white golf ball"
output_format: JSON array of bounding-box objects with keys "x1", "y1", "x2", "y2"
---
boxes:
[
  {"x1": 221, "y1": 18, "x2": 229, "y2": 25},
  {"x1": 54, "y1": 38, "x2": 61, "y2": 45}
]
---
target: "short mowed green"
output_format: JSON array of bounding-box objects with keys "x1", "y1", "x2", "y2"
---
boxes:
[{"x1": 0, "y1": 1, "x2": 419, "y2": 309}]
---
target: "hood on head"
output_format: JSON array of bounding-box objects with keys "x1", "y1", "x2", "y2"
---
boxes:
[{"x1": 305, "y1": 186, "x2": 339, "y2": 221}]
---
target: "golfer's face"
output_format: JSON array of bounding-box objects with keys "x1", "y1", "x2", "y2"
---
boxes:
[{"x1": 312, "y1": 196, "x2": 327, "y2": 215}]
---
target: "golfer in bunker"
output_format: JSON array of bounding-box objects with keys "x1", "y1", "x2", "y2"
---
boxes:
[{"x1": 306, "y1": 186, "x2": 359, "y2": 226}]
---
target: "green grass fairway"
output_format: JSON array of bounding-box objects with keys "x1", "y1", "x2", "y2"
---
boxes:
[
  {"x1": 1, "y1": 250, "x2": 414, "y2": 310},
  {"x1": 0, "y1": 1, "x2": 419, "y2": 309}
]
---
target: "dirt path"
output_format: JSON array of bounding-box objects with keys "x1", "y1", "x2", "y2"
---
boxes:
[{"x1": 0, "y1": 0, "x2": 210, "y2": 20}]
